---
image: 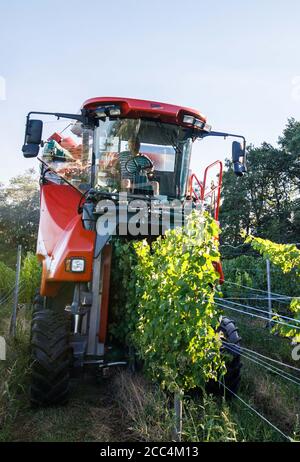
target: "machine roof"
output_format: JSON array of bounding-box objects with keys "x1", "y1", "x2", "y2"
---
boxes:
[{"x1": 82, "y1": 96, "x2": 207, "y2": 125}]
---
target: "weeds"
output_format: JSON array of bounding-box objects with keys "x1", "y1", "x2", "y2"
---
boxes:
[
  {"x1": 113, "y1": 370, "x2": 174, "y2": 441},
  {"x1": 182, "y1": 395, "x2": 238, "y2": 442},
  {"x1": 113, "y1": 370, "x2": 239, "y2": 442},
  {"x1": 0, "y1": 310, "x2": 31, "y2": 441}
]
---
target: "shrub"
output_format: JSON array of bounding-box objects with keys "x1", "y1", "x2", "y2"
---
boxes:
[
  {"x1": 222, "y1": 255, "x2": 298, "y2": 299},
  {"x1": 245, "y1": 235, "x2": 300, "y2": 341},
  {"x1": 0, "y1": 262, "x2": 15, "y2": 300},
  {"x1": 20, "y1": 253, "x2": 41, "y2": 304}
]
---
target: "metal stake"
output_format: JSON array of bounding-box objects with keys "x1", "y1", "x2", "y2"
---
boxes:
[
  {"x1": 10, "y1": 245, "x2": 22, "y2": 337},
  {"x1": 266, "y1": 258, "x2": 272, "y2": 328},
  {"x1": 174, "y1": 392, "x2": 183, "y2": 441}
]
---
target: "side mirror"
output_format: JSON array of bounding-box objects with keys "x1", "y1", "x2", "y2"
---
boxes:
[
  {"x1": 22, "y1": 119, "x2": 43, "y2": 158},
  {"x1": 232, "y1": 141, "x2": 246, "y2": 177}
]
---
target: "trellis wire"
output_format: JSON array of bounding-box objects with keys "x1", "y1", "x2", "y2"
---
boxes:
[
  {"x1": 222, "y1": 341, "x2": 300, "y2": 374},
  {"x1": 218, "y1": 381, "x2": 293, "y2": 442},
  {"x1": 223, "y1": 280, "x2": 298, "y2": 300},
  {"x1": 223, "y1": 342, "x2": 300, "y2": 387},
  {"x1": 216, "y1": 297, "x2": 300, "y2": 325},
  {"x1": 215, "y1": 301, "x2": 300, "y2": 331}
]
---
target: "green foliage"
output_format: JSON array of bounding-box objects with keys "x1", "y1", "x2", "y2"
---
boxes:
[
  {"x1": 279, "y1": 118, "x2": 300, "y2": 166},
  {"x1": 222, "y1": 255, "x2": 265, "y2": 297},
  {"x1": 0, "y1": 253, "x2": 41, "y2": 305},
  {"x1": 0, "y1": 262, "x2": 15, "y2": 299},
  {"x1": 111, "y1": 211, "x2": 225, "y2": 393},
  {"x1": 222, "y1": 255, "x2": 299, "y2": 299},
  {"x1": 109, "y1": 240, "x2": 139, "y2": 345},
  {"x1": 220, "y1": 119, "x2": 300, "y2": 246},
  {"x1": 246, "y1": 235, "x2": 300, "y2": 341},
  {"x1": 271, "y1": 298, "x2": 300, "y2": 342},
  {"x1": 245, "y1": 235, "x2": 300, "y2": 276},
  {"x1": 20, "y1": 253, "x2": 41, "y2": 304},
  {"x1": 183, "y1": 394, "x2": 238, "y2": 442},
  {"x1": 0, "y1": 169, "x2": 40, "y2": 259},
  {"x1": 0, "y1": 316, "x2": 31, "y2": 441}
]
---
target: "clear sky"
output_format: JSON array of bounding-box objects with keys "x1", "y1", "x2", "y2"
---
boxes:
[{"x1": 0, "y1": 0, "x2": 300, "y2": 182}]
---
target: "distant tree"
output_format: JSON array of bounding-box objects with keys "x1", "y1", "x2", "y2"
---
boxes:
[
  {"x1": 279, "y1": 118, "x2": 300, "y2": 165},
  {"x1": 279, "y1": 118, "x2": 300, "y2": 240},
  {"x1": 0, "y1": 169, "x2": 40, "y2": 256},
  {"x1": 220, "y1": 120, "x2": 300, "y2": 246}
]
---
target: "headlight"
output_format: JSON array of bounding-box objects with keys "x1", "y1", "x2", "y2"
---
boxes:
[
  {"x1": 203, "y1": 123, "x2": 212, "y2": 132},
  {"x1": 108, "y1": 105, "x2": 121, "y2": 116},
  {"x1": 65, "y1": 258, "x2": 86, "y2": 273},
  {"x1": 183, "y1": 114, "x2": 212, "y2": 132},
  {"x1": 194, "y1": 118, "x2": 204, "y2": 129},
  {"x1": 94, "y1": 105, "x2": 121, "y2": 118},
  {"x1": 183, "y1": 115, "x2": 195, "y2": 125},
  {"x1": 94, "y1": 106, "x2": 107, "y2": 118}
]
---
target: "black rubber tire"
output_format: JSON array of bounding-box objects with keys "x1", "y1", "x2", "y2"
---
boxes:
[
  {"x1": 32, "y1": 290, "x2": 45, "y2": 316},
  {"x1": 30, "y1": 308, "x2": 71, "y2": 407},
  {"x1": 219, "y1": 316, "x2": 242, "y2": 394},
  {"x1": 207, "y1": 316, "x2": 242, "y2": 397}
]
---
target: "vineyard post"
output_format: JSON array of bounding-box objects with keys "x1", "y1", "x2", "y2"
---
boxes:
[
  {"x1": 10, "y1": 245, "x2": 22, "y2": 337},
  {"x1": 174, "y1": 392, "x2": 183, "y2": 441},
  {"x1": 266, "y1": 258, "x2": 272, "y2": 329}
]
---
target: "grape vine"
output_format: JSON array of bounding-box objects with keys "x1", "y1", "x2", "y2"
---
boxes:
[{"x1": 110, "y1": 211, "x2": 226, "y2": 393}]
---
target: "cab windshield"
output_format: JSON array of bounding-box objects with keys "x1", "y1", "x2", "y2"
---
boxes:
[
  {"x1": 39, "y1": 117, "x2": 192, "y2": 198},
  {"x1": 94, "y1": 118, "x2": 192, "y2": 198}
]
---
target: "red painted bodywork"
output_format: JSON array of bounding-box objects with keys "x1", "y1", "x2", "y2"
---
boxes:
[
  {"x1": 37, "y1": 182, "x2": 95, "y2": 296},
  {"x1": 37, "y1": 97, "x2": 224, "y2": 342},
  {"x1": 82, "y1": 96, "x2": 207, "y2": 126}
]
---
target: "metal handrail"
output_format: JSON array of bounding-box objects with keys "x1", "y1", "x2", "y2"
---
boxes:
[{"x1": 189, "y1": 160, "x2": 223, "y2": 220}]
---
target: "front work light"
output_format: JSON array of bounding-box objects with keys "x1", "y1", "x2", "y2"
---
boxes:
[
  {"x1": 65, "y1": 258, "x2": 86, "y2": 273},
  {"x1": 94, "y1": 105, "x2": 121, "y2": 118},
  {"x1": 183, "y1": 114, "x2": 212, "y2": 132},
  {"x1": 108, "y1": 105, "x2": 121, "y2": 116},
  {"x1": 94, "y1": 107, "x2": 107, "y2": 118},
  {"x1": 183, "y1": 115, "x2": 195, "y2": 125}
]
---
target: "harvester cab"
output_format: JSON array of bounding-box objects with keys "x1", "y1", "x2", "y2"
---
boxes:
[{"x1": 22, "y1": 97, "x2": 246, "y2": 406}]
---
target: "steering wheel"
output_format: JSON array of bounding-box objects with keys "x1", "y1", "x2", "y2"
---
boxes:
[{"x1": 125, "y1": 154, "x2": 153, "y2": 175}]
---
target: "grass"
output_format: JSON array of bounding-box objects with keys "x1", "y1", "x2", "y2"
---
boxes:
[
  {"x1": 112, "y1": 371, "x2": 293, "y2": 442},
  {"x1": 0, "y1": 297, "x2": 300, "y2": 442},
  {"x1": 111, "y1": 308, "x2": 300, "y2": 442},
  {"x1": 0, "y1": 304, "x2": 136, "y2": 442},
  {"x1": 112, "y1": 370, "x2": 175, "y2": 441},
  {"x1": 0, "y1": 304, "x2": 31, "y2": 441},
  {"x1": 6, "y1": 378, "x2": 135, "y2": 442},
  {"x1": 222, "y1": 308, "x2": 300, "y2": 441}
]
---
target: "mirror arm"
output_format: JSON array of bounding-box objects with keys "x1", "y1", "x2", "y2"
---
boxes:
[
  {"x1": 23, "y1": 110, "x2": 92, "y2": 158},
  {"x1": 26, "y1": 110, "x2": 89, "y2": 125},
  {"x1": 199, "y1": 130, "x2": 246, "y2": 167},
  {"x1": 200, "y1": 130, "x2": 246, "y2": 147},
  {"x1": 23, "y1": 109, "x2": 91, "y2": 145}
]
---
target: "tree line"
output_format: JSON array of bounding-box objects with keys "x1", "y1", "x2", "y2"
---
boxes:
[{"x1": 220, "y1": 118, "x2": 300, "y2": 247}]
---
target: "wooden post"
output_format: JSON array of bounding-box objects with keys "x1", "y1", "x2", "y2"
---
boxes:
[{"x1": 10, "y1": 245, "x2": 22, "y2": 337}]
